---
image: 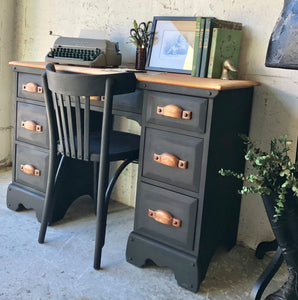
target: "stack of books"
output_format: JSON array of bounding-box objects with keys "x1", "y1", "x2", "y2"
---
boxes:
[{"x1": 191, "y1": 17, "x2": 242, "y2": 79}]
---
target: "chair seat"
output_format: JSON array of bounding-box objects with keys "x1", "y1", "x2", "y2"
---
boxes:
[
  {"x1": 91, "y1": 131, "x2": 140, "y2": 161},
  {"x1": 58, "y1": 131, "x2": 140, "y2": 162}
]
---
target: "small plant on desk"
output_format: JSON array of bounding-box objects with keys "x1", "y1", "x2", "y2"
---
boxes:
[{"x1": 129, "y1": 20, "x2": 152, "y2": 70}]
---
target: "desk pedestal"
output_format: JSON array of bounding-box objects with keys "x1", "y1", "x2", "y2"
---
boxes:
[
  {"x1": 126, "y1": 82, "x2": 255, "y2": 292},
  {"x1": 7, "y1": 63, "x2": 142, "y2": 223}
]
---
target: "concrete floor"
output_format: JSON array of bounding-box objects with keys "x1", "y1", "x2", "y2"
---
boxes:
[{"x1": 0, "y1": 167, "x2": 289, "y2": 300}]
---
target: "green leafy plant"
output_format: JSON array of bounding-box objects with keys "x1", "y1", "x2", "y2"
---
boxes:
[
  {"x1": 129, "y1": 20, "x2": 152, "y2": 48},
  {"x1": 219, "y1": 135, "x2": 298, "y2": 220}
]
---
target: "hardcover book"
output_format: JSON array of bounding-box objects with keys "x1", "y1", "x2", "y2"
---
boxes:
[
  {"x1": 207, "y1": 28, "x2": 242, "y2": 79},
  {"x1": 191, "y1": 17, "x2": 205, "y2": 77},
  {"x1": 199, "y1": 18, "x2": 242, "y2": 77}
]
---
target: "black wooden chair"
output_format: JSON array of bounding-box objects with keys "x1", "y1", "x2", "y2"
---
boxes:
[{"x1": 38, "y1": 63, "x2": 139, "y2": 269}]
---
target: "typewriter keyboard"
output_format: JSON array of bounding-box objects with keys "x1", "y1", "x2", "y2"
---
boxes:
[{"x1": 47, "y1": 47, "x2": 102, "y2": 61}]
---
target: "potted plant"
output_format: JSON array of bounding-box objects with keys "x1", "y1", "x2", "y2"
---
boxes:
[
  {"x1": 129, "y1": 20, "x2": 152, "y2": 70},
  {"x1": 219, "y1": 135, "x2": 298, "y2": 300}
]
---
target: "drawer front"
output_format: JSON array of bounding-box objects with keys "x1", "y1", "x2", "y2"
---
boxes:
[
  {"x1": 16, "y1": 102, "x2": 49, "y2": 148},
  {"x1": 145, "y1": 91, "x2": 207, "y2": 133},
  {"x1": 18, "y1": 73, "x2": 44, "y2": 101},
  {"x1": 142, "y1": 128, "x2": 203, "y2": 192},
  {"x1": 134, "y1": 182, "x2": 198, "y2": 251},
  {"x1": 90, "y1": 90, "x2": 143, "y2": 115},
  {"x1": 15, "y1": 144, "x2": 49, "y2": 193}
]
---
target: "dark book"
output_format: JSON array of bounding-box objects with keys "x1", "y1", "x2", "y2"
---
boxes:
[
  {"x1": 191, "y1": 17, "x2": 205, "y2": 77},
  {"x1": 207, "y1": 28, "x2": 242, "y2": 79},
  {"x1": 199, "y1": 18, "x2": 242, "y2": 78}
]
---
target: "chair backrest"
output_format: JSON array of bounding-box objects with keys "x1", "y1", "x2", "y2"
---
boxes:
[{"x1": 42, "y1": 63, "x2": 136, "y2": 161}]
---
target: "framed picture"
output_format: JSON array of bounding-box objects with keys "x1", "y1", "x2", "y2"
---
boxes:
[{"x1": 146, "y1": 16, "x2": 197, "y2": 74}]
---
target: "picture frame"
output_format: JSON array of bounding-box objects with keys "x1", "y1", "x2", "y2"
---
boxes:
[{"x1": 146, "y1": 16, "x2": 197, "y2": 74}]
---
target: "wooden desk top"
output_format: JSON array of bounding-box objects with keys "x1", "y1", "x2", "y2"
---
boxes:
[{"x1": 9, "y1": 61, "x2": 259, "y2": 91}]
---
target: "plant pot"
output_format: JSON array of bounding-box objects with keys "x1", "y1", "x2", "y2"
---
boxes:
[
  {"x1": 262, "y1": 192, "x2": 298, "y2": 299},
  {"x1": 135, "y1": 48, "x2": 146, "y2": 70},
  {"x1": 262, "y1": 192, "x2": 298, "y2": 242}
]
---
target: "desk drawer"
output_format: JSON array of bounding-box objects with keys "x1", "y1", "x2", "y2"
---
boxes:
[
  {"x1": 15, "y1": 144, "x2": 49, "y2": 193},
  {"x1": 145, "y1": 91, "x2": 207, "y2": 134},
  {"x1": 142, "y1": 128, "x2": 203, "y2": 192},
  {"x1": 134, "y1": 182, "x2": 198, "y2": 251},
  {"x1": 90, "y1": 90, "x2": 143, "y2": 115},
  {"x1": 18, "y1": 73, "x2": 44, "y2": 101},
  {"x1": 16, "y1": 102, "x2": 49, "y2": 148}
]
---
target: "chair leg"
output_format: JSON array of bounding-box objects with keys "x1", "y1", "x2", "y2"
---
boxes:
[
  {"x1": 93, "y1": 158, "x2": 135, "y2": 269},
  {"x1": 93, "y1": 161, "x2": 99, "y2": 214},
  {"x1": 94, "y1": 158, "x2": 110, "y2": 270},
  {"x1": 38, "y1": 155, "x2": 65, "y2": 243},
  {"x1": 94, "y1": 183, "x2": 108, "y2": 269}
]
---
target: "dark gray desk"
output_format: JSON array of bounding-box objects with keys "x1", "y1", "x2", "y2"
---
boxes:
[{"x1": 7, "y1": 61, "x2": 259, "y2": 292}]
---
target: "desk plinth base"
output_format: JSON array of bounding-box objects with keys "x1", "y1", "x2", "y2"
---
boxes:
[
  {"x1": 6, "y1": 183, "x2": 79, "y2": 224},
  {"x1": 126, "y1": 231, "x2": 204, "y2": 293},
  {"x1": 6, "y1": 157, "x2": 95, "y2": 224},
  {"x1": 7, "y1": 183, "x2": 45, "y2": 222}
]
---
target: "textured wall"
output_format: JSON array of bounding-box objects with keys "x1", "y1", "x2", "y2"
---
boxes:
[
  {"x1": 10, "y1": 0, "x2": 298, "y2": 249},
  {"x1": 0, "y1": 1, "x2": 16, "y2": 166}
]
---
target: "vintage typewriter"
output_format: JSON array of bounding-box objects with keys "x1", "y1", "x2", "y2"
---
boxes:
[{"x1": 45, "y1": 37, "x2": 122, "y2": 67}]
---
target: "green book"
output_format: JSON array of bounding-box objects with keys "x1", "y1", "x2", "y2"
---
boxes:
[
  {"x1": 199, "y1": 18, "x2": 242, "y2": 78},
  {"x1": 191, "y1": 17, "x2": 205, "y2": 77},
  {"x1": 207, "y1": 28, "x2": 242, "y2": 79}
]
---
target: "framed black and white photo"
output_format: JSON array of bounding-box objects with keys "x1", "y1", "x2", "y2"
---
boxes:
[{"x1": 146, "y1": 16, "x2": 197, "y2": 74}]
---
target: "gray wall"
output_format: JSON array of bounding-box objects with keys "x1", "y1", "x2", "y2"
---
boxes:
[
  {"x1": 0, "y1": 0, "x2": 16, "y2": 167},
  {"x1": 1, "y1": 0, "x2": 297, "y2": 250}
]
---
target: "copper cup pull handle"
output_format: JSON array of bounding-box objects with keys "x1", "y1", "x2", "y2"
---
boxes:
[
  {"x1": 21, "y1": 120, "x2": 43, "y2": 133},
  {"x1": 20, "y1": 164, "x2": 41, "y2": 176},
  {"x1": 156, "y1": 104, "x2": 192, "y2": 120},
  {"x1": 153, "y1": 153, "x2": 188, "y2": 169},
  {"x1": 90, "y1": 96, "x2": 104, "y2": 101},
  {"x1": 22, "y1": 82, "x2": 43, "y2": 94},
  {"x1": 148, "y1": 209, "x2": 181, "y2": 227}
]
